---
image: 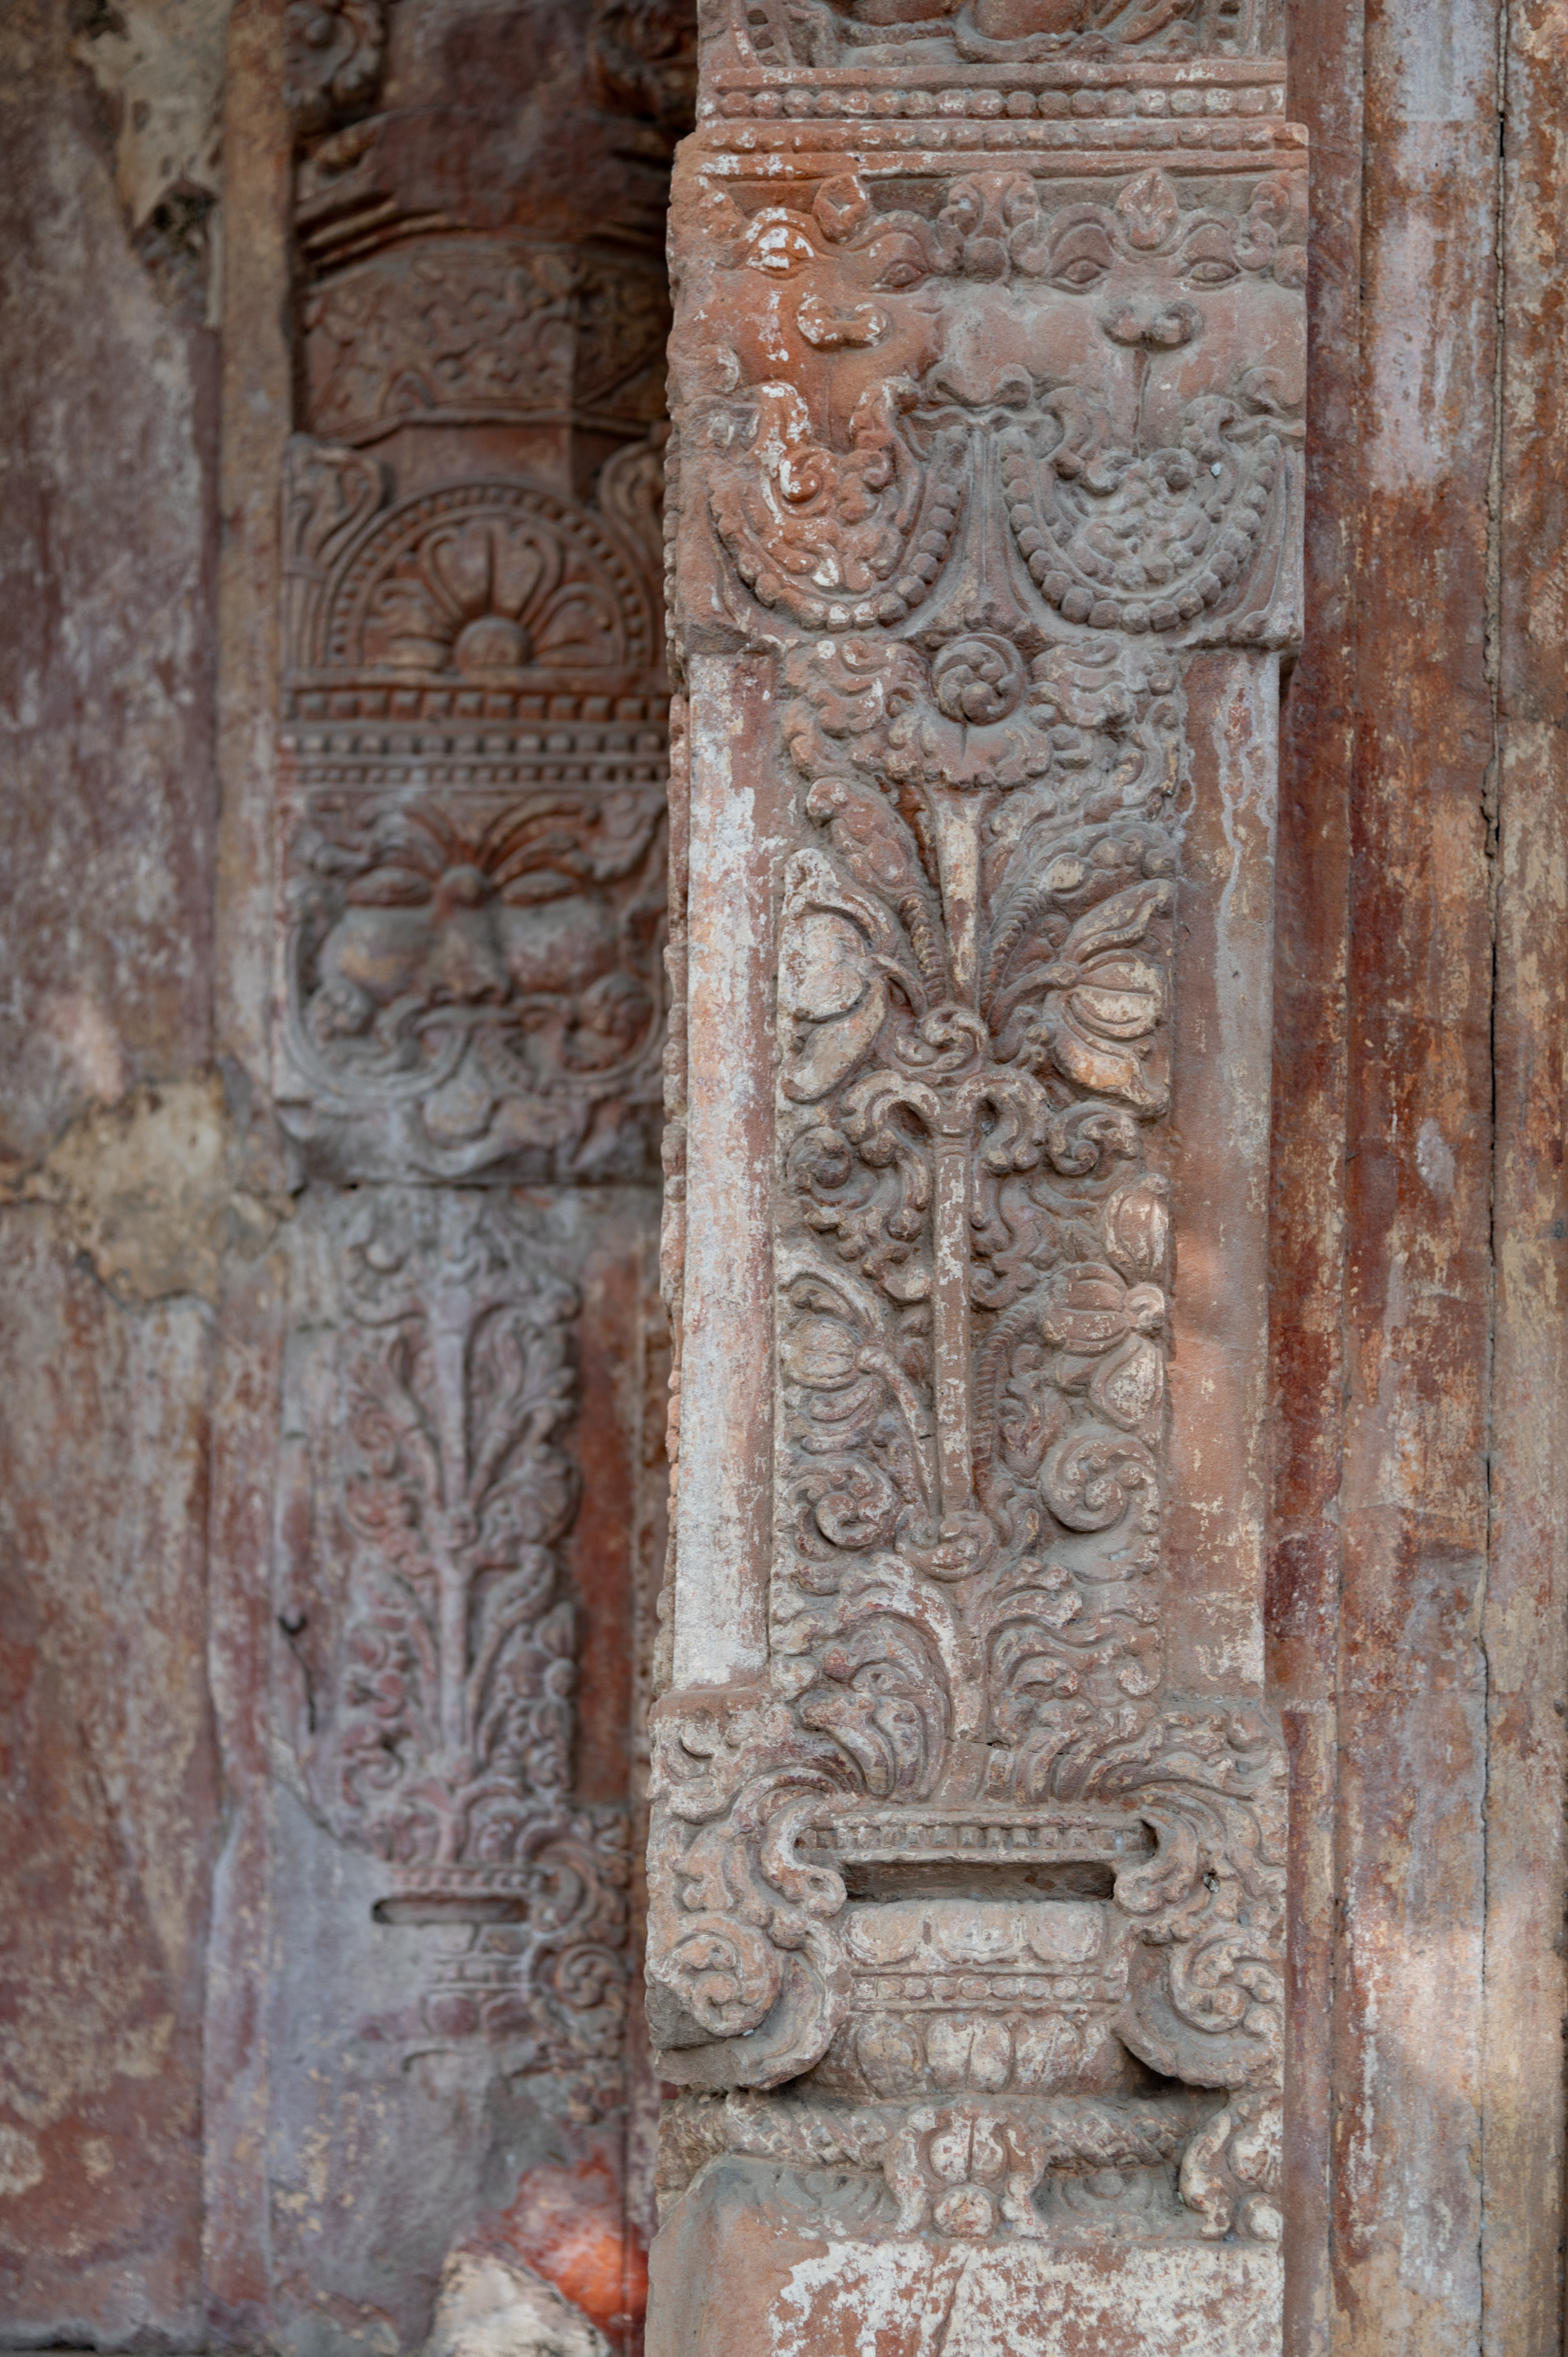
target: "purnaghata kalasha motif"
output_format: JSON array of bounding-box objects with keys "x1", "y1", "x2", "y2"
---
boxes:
[
  {"x1": 648, "y1": 74, "x2": 1298, "y2": 2261},
  {"x1": 647, "y1": 627, "x2": 1287, "y2": 2238},
  {"x1": 648, "y1": 1691, "x2": 1285, "y2": 2240},
  {"x1": 277, "y1": 1188, "x2": 630, "y2": 2103},
  {"x1": 681, "y1": 164, "x2": 1303, "y2": 644}
]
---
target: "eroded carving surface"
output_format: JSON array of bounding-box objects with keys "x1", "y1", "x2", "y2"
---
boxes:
[
  {"x1": 279, "y1": 442, "x2": 670, "y2": 1184},
  {"x1": 268, "y1": 0, "x2": 682, "y2": 2225},
  {"x1": 648, "y1": 29, "x2": 1301, "y2": 2270},
  {"x1": 708, "y1": 0, "x2": 1282, "y2": 69},
  {"x1": 278, "y1": 1189, "x2": 630, "y2": 2104},
  {"x1": 683, "y1": 161, "x2": 1301, "y2": 647}
]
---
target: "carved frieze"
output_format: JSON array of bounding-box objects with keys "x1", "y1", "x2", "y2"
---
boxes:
[
  {"x1": 707, "y1": 0, "x2": 1283, "y2": 71},
  {"x1": 299, "y1": 242, "x2": 673, "y2": 444},
  {"x1": 680, "y1": 158, "x2": 1302, "y2": 647},
  {"x1": 647, "y1": 14, "x2": 1300, "y2": 2318},
  {"x1": 277, "y1": 435, "x2": 670, "y2": 1182}
]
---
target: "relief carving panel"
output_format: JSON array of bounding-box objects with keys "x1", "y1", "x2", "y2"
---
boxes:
[
  {"x1": 277, "y1": 1188, "x2": 630, "y2": 2107},
  {"x1": 261, "y1": 1, "x2": 689, "y2": 2335},
  {"x1": 300, "y1": 243, "x2": 675, "y2": 444},
  {"x1": 647, "y1": 16, "x2": 1300, "y2": 2342},
  {"x1": 713, "y1": 0, "x2": 1282, "y2": 68},
  {"x1": 278, "y1": 435, "x2": 671, "y2": 1186}
]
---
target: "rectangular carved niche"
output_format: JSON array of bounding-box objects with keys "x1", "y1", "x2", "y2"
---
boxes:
[{"x1": 646, "y1": 3, "x2": 1302, "y2": 2350}]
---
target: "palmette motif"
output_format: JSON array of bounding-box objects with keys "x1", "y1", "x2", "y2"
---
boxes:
[
  {"x1": 650, "y1": 66, "x2": 1300, "y2": 2252},
  {"x1": 277, "y1": 1189, "x2": 631, "y2": 2105}
]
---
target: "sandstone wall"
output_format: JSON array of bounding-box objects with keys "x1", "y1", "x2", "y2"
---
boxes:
[
  {"x1": 1, "y1": 0, "x2": 1565, "y2": 2351},
  {"x1": 0, "y1": 0, "x2": 228, "y2": 2336}
]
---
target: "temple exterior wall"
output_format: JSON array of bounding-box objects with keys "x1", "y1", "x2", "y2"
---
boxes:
[{"x1": 1, "y1": 0, "x2": 1565, "y2": 2351}]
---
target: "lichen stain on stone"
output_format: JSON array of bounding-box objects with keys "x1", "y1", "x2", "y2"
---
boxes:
[
  {"x1": 71, "y1": 0, "x2": 233, "y2": 320},
  {"x1": 0, "y1": 2126, "x2": 45, "y2": 2198},
  {"x1": 6, "y1": 1071, "x2": 292, "y2": 1304},
  {"x1": 70, "y1": 0, "x2": 231, "y2": 230}
]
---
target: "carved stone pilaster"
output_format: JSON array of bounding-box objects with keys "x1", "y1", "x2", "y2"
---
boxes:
[
  {"x1": 261, "y1": 2, "x2": 689, "y2": 2333},
  {"x1": 648, "y1": 4, "x2": 1301, "y2": 2348}
]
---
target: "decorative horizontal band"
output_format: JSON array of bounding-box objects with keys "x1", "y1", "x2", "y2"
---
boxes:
[
  {"x1": 707, "y1": 55, "x2": 1285, "y2": 89},
  {"x1": 805, "y1": 1811, "x2": 1155, "y2": 1862},
  {"x1": 847, "y1": 1972, "x2": 1126, "y2": 2005},
  {"x1": 703, "y1": 80, "x2": 1285, "y2": 116},
  {"x1": 284, "y1": 694, "x2": 668, "y2": 727},
  {"x1": 701, "y1": 120, "x2": 1303, "y2": 157}
]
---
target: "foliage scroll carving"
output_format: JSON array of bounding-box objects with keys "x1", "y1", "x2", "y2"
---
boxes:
[
  {"x1": 649, "y1": 17, "x2": 1301, "y2": 2271},
  {"x1": 271, "y1": 0, "x2": 683, "y2": 2144},
  {"x1": 277, "y1": 1188, "x2": 632, "y2": 2108}
]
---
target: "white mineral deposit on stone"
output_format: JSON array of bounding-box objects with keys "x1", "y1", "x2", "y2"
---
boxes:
[
  {"x1": 770, "y1": 2245, "x2": 1284, "y2": 2357},
  {"x1": 423, "y1": 2254, "x2": 611, "y2": 2357}
]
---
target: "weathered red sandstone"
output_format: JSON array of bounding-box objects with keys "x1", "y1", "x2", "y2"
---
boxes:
[
  {"x1": 2, "y1": 0, "x2": 1566, "y2": 2350},
  {"x1": 646, "y1": 8, "x2": 1303, "y2": 2346}
]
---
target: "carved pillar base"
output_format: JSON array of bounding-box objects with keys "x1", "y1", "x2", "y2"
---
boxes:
[{"x1": 651, "y1": 2166, "x2": 1280, "y2": 2357}]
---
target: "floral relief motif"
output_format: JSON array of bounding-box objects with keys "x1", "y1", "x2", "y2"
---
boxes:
[
  {"x1": 363, "y1": 514, "x2": 627, "y2": 675},
  {"x1": 302, "y1": 243, "x2": 673, "y2": 446},
  {"x1": 648, "y1": 49, "x2": 1300, "y2": 2263},
  {"x1": 279, "y1": 1190, "x2": 629, "y2": 2098},
  {"x1": 316, "y1": 481, "x2": 657, "y2": 682},
  {"x1": 766, "y1": 629, "x2": 1179, "y2": 1765},
  {"x1": 690, "y1": 165, "x2": 1303, "y2": 645}
]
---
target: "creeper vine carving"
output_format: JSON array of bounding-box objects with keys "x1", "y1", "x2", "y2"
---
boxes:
[
  {"x1": 648, "y1": 4, "x2": 1301, "y2": 2346},
  {"x1": 271, "y1": 0, "x2": 687, "y2": 2146}
]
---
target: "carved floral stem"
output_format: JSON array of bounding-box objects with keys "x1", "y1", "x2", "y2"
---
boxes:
[
  {"x1": 929, "y1": 793, "x2": 984, "y2": 1008},
  {"x1": 429, "y1": 1290, "x2": 476, "y2": 1762},
  {"x1": 931, "y1": 1127, "x2": 977, "y2": 1524}
]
